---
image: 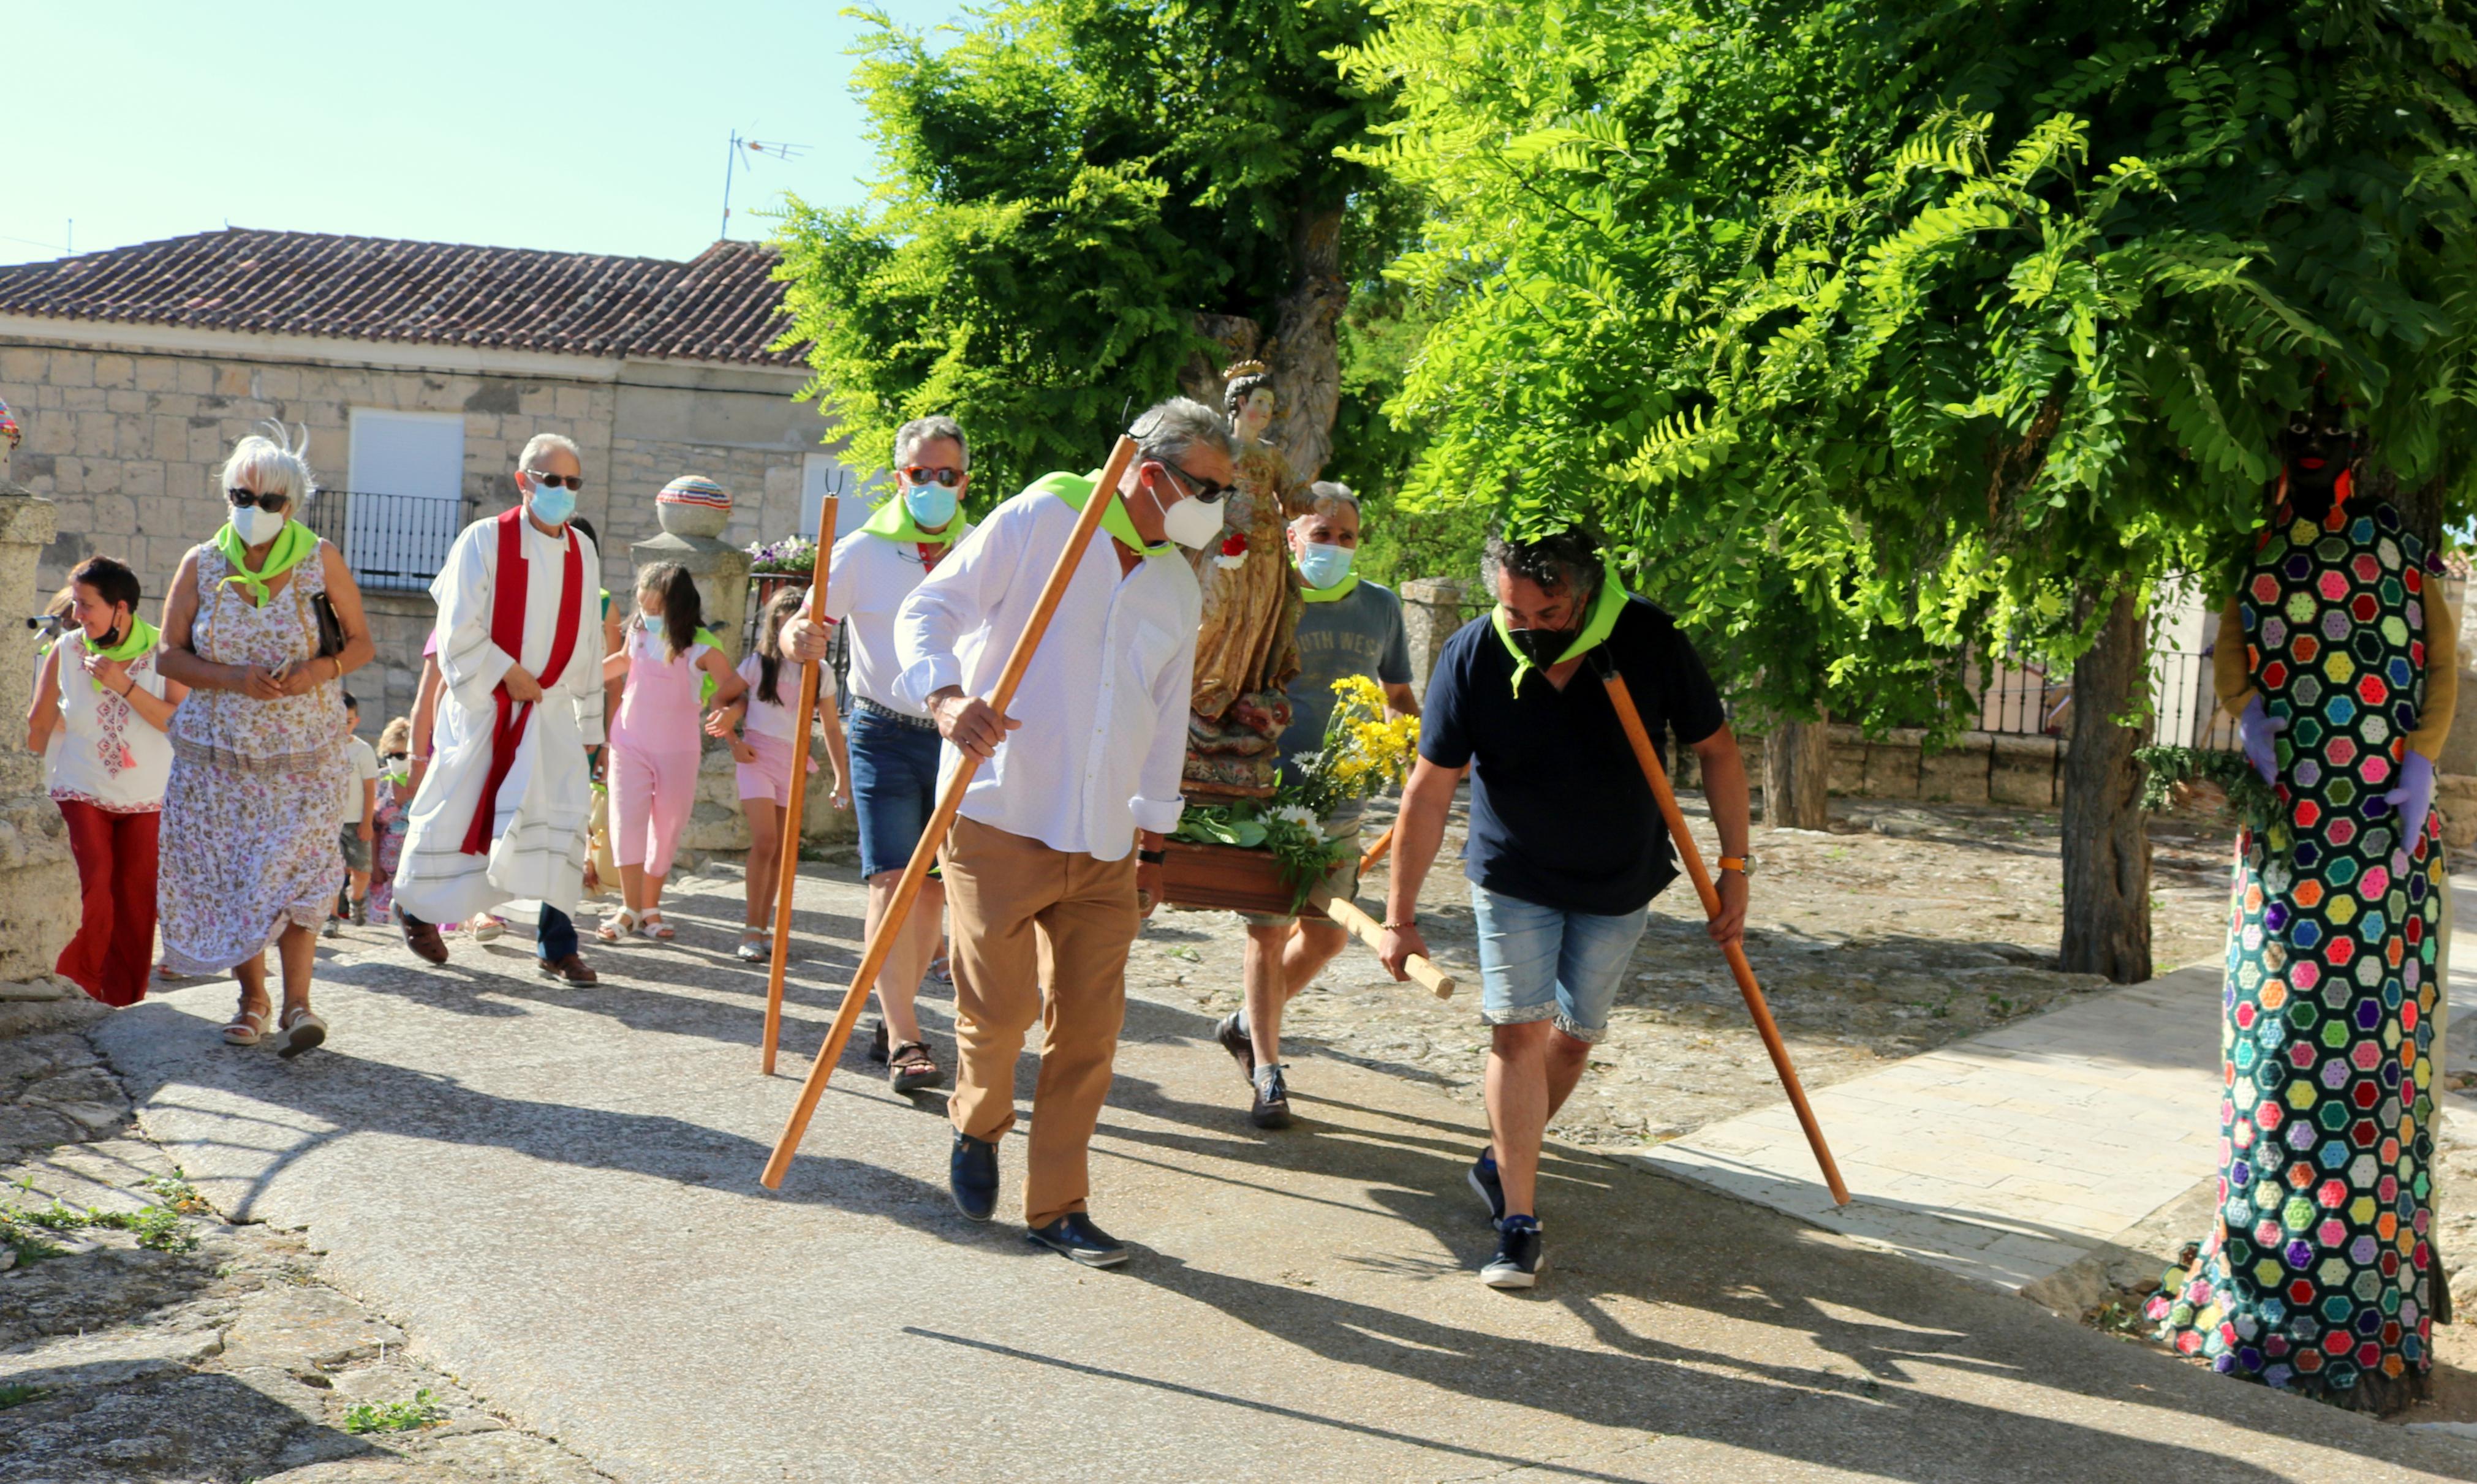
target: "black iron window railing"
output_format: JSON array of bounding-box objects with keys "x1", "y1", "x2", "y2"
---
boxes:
[{"x1": 303, "y1": 490, "x2": 469, "y2": 593}]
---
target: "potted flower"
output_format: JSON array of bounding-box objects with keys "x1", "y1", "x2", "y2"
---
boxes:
[
  {"x1": 747, "y1": 537, "x2": 819, "y2": 613},
  {"x1": 1161, "y1": 676, "x2": 1421, "y2": 914}
]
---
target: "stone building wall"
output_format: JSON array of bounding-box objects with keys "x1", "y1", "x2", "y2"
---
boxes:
[{"x1": 0, "y1": 332, "x2": 840, "y2": 742}]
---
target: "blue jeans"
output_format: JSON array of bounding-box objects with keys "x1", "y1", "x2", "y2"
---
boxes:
[
  {"x1": 1469, "y1": 886, "x2": 1647, "y2": 1044},
  {"x1": 537, "y1": 905, "x2": 577, "y2": 961},
  {"x1": 849, "y1": 707, "x2": 945, "y2": 880}
]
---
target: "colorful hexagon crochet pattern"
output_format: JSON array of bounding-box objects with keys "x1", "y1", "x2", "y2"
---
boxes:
[{"x1": 2149, "y1": 498, "x2": 2442, "y2": 1410}]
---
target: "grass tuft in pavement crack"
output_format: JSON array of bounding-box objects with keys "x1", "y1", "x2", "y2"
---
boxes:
[
  {"x1": 342, "y1": 1388, "x2": 447, "y2": 1434},
  {"x1": 0, "y1": 1179, "x2": 203, "y2": 1254},
  {"x1": 0, "y1": 1384, "x2": 48, "y2": 1409}
]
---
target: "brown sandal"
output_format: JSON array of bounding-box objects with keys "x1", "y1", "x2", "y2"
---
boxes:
[{"x1": 888, "y1": 1040, "x2": 942, "y2": 1093}]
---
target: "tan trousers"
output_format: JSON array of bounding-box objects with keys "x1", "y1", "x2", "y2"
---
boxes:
[{"x1": 940, "y1": 815, "x2": 1140, "y2": 1227}]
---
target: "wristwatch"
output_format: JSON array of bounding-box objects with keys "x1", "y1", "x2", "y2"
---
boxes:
[
  {"x1": 1717, "y1": 854, "x2": 1756, "y2": 876},
  {"x1": 1136, "y1": 848, "x2": 1167, "y2": 865}
]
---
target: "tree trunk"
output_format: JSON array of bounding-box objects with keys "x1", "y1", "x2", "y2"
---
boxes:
[
  {"x1": 2059, "y1": 586, "x2": 2153, "y2": 983},
  {"x1": 1763, "y1": 712, "x2": 1832, "y2": 831},
  {"x1": 1176, "y1": 200, "x2": 1348, "y2": 486}
]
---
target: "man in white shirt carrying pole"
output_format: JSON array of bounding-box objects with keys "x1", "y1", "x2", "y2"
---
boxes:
[
  {"x1": 782, "y1": 416, "x2": 973, "y2": 1094},
  {"x1": 394, "y1": 433, "x2": 607, "y2": 985},
  {"x1": 893, "y1": 397, "x2": 1231, "y2": 1267}
]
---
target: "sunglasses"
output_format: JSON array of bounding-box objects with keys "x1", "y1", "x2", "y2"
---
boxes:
[
  {"x1": 227, "y1": 488, "x2": 290, "y2": 511},
  {"x1": 1156, "y1": 461, "x2": 1231, "y2": 505},
  {"x1": 524, "y1": 469, "x2": 586, "y2": 491},
  {"x1": 901, "y1": 465, "x2": 967, "y2": 489}
]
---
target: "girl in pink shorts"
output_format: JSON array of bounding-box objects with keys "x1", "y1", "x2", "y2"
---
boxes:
[
  {"x1": 710, "y1": 586, "x2": 850, "y2": 961},
  {"x1": 599, "y1": 563, "x2": 744, "y2": 943}
]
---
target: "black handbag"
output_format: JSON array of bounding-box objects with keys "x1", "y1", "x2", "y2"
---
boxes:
[{"x1": 309, "y1": 589, "x2": 346, "y2": 659}]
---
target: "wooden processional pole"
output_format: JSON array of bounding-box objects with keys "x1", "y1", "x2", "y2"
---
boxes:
[
  {"x1": 760, "y1": 496, "x2": 836, "y2": 1074},
  {"x1": 760, "y1": 437, "x2": 1139, "y2": 1189},
  {"x1": 1590, "y1": 650, "x2": 1851, "y2": 1207}
]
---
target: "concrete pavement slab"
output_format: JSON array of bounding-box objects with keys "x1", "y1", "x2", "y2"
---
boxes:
[{"x1": 89, "y1": 867, "x2": 2477, "y2": 1482}]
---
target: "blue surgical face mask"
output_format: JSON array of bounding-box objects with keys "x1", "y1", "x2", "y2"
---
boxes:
[
  {"x1": 528, "y1": 479, "x2": 576, "y2": 528},
  {"x1": 1295, "y1": 541, "x2": 1356, "y2": 590},
  {"x1": 902, "y1": 480, "x2": 959, "y2": 530}
]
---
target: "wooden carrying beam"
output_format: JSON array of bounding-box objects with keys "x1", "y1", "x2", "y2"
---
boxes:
[
  {"x1": 1592, "y1": 653, "x2": 1850, "y2": 1207},
  {"x1": 761, "y1": 437, "x2": 1140, "y2": 1190},
  {"x1": 1324, "y1": 896, "x2": 1452, "y2": 1000},
  {"x1": 1356, "y1": 823, "x2": 1397, "y2": 876},
  {"x1": 761, "y1": 496, "x2": 836, "y2": 1074}
]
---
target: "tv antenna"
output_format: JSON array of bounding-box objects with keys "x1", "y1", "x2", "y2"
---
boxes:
[{"x1": 721, "y1": 130, "x2": 809, "y2": 241}]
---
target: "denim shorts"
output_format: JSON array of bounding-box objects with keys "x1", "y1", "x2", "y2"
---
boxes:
[
  {"x1": 849, "y1": 706, "x2": 946, "y2": 880},
  {"x1": 1470, "y1": 884, "x2": 1647, "y2": 1044}
]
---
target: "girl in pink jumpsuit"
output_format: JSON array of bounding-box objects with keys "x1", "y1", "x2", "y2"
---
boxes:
[{"x1": 599, "y1": 563, "x2": 743, "y2": 942}]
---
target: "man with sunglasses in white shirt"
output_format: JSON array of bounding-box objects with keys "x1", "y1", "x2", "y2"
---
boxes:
[
  {"x1": 781, "y1": 416, "x2": 975, "y2": 1093},
  {"x1": 884, "y1": 397, "x2": 1231, "y2": 1267}
]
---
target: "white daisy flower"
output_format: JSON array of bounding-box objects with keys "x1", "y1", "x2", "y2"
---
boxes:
[{"x1": 1274, "y1": 804, "x2": 1321, "y2": 831}]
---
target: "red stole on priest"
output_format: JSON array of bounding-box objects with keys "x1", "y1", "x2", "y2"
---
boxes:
[{"x1": 460, "y1": 509, "x2": 584, "y2": 856}]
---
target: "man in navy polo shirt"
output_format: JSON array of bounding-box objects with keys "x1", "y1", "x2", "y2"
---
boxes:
[{"x1": 1380, "y1": 525, "x2": 1752, "y2": 1289}]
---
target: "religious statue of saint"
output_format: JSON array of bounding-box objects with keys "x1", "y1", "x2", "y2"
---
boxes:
[{"x1": 1182, "y1": 361, "x2": 1310, "y2": 799}]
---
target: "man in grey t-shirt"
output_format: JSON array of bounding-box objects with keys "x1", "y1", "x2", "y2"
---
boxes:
[{"x1": 1213, "y1": 483, "x2": 1418, "y2": 1128}]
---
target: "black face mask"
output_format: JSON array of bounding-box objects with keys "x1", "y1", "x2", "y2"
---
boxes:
[{"x1": 1508, "y1": 625, "x2": 1575, "y2": 668}]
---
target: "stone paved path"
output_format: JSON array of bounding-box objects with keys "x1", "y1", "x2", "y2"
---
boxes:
[{"x1": 62, "y1": 866, "x2": 2477, "y2": 1482}]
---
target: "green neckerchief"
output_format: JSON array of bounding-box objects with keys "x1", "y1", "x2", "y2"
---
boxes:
[
  {"x1": 1297, "y1": 570, "x2": 1361, "y2": 605},
  {"x1": 695, "y1": 625, "x2": 725, "y2": 707},
  {"x1": 83, "y1": 616, "x2": 161, "y2": 691},
  {"x1": 1029, "y1": 470, "x2": 1176, "y2": 557},
  {"x1": 213, "y1": 518, "x2": 318, "y2": 606},
  {"x1": 1491, "y1": 558, "x2": 1627, "y2": 695},
  {"x1": 861, "y1": 494, "x2": 964, "y2": 546}
]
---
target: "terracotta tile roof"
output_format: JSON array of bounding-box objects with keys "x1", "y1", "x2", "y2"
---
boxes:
[{"x1": 0, "y1": 228, "x2": 803, "y2": 366}]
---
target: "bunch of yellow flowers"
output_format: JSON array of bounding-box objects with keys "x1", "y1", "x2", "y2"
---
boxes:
[{"x1": 1318, "y1": 674, "x2": 1420, "y2": 798}]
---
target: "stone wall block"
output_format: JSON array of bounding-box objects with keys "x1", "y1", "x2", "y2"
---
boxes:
[
  {"x1": 1919, "y1": 734, "x2": 1995, "y2": 805},
  {"x1": 2438, "y1": 774, "x2": 2477, "y2": 849},
  {"x1": 92, "y1": 354, "x2": 134, "y2": 388},
  {"x1": 134, "y1": 356, "x2": 180, "y2": 393},
  {"x1": 1862, "y1": 728, "x2": 1926, "y2": 799},
  {"x1": 1989, "y1": 734, "x2": 2062, "y2": 808}
]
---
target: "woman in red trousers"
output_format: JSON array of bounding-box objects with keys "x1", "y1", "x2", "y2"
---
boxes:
[{"x1": 25, "y1": 556, "x2": 187, "y2": 1005}]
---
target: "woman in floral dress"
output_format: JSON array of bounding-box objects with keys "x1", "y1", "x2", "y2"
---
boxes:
[
  {"x1": 2148, "y1": 399, "x2": 2457, "y2": 1415},
  {"x1": 156, "y1": 429, "x2": 374, "y2": 1058}
]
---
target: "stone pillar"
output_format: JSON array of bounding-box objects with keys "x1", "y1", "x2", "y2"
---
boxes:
[
  {"x1": 1399, "y1": 577, "x2": 1475, "y2": 702},
  {"x1": 632, "y1": 475, "x2": 752, "y2": 662},
  {"x1": 0, "y1": 480, "x2": 78, "y2": 985}
]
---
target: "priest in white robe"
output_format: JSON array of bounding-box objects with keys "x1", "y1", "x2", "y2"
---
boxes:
[{"x1": 394, "y1": 433, "x2": 606, "y2": 984}]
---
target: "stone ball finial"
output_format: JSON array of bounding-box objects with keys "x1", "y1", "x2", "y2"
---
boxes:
[{"x1": 657, "y1": 473, "x2": 732, "y2": 539}]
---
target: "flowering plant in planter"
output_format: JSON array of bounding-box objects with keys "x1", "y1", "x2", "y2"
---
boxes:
[
  {"x1": 1170, "y1": 674, "x2": 1420, "y2": 907},
  {"x1": 747, "y1": 537, "x2": 818, "y2": 575}
]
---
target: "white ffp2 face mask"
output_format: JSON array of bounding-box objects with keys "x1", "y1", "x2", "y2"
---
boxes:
[
  {"x1": 1155, "y1": 483, "x2": 1225, "y2": 550},
  {"x1": 229, "y1": 505, "x2": 285, "y2": 546}
]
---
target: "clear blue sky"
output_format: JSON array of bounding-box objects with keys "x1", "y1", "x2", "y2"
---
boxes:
[{"x1": 3, "y1": 1, "x2": 962, "y2": 266}]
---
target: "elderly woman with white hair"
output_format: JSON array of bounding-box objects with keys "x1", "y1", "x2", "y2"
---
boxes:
[{"x1": 156, "y1": 426, "x2": 374, "y2": 1057}]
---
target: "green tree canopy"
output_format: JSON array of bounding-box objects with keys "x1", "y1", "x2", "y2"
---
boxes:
[
  {"x1": 774, "y1": 0, "x2": 1406, "y2": 499},
  {"x1": 1345, "y1": 0, "x2": 2477, "y2": 722}
]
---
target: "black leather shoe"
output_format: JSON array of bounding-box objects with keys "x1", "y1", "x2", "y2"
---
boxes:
[
  {"x1": 950, "y1": 1132, "x2": 999, "y2": 1222},
  {"x1": 1026, "y1": 1211, "x2": 1129, "y2": 1268}
]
